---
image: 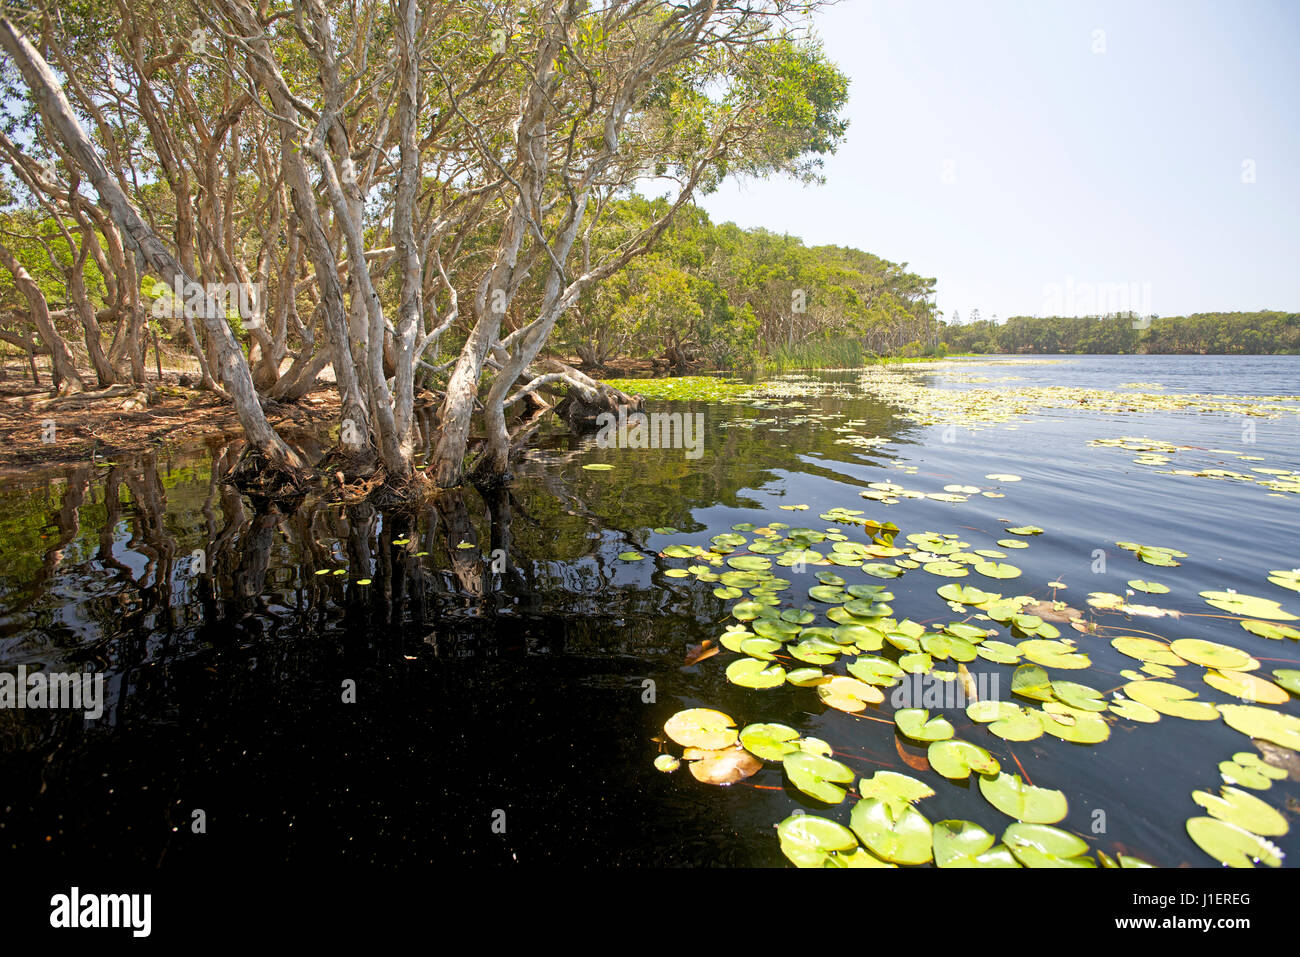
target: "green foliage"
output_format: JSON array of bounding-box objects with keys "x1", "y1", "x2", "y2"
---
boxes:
[
  {"x1": 943, "y1": 313, "x2": 1300, "y2": 355},
  {"x1": 556, "y1": 197, "x2": 937, "y2": 369}
]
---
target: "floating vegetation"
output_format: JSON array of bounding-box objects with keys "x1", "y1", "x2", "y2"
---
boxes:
[
  {"x1": 646, "y1": 486, "x2": 1300, "y2": 867},
  {"x1": 1090, "y1": 436, "x2": 1300, "y2": 497}
]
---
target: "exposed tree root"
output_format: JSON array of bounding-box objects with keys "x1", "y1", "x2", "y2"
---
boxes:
[{"x1": 222, "y1": 445, "x2": 312, "y2": 503}]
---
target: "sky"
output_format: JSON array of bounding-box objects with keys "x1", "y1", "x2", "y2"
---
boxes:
[{"x1": 694, "y1": 0, "x2": 1300, "y2": 323}]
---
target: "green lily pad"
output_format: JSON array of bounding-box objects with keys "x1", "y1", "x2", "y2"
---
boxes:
[
  {"x1": 975, "y1": 561, "x2": 1022, "y2": 580},
  {"x1": 1051, "y1": 680, "x2": 1108, "y2": 712},
  {"x1": 1219, "y1": 752, "x2": 1288, "y2": 789},
  {"x1": 777, "y1": 814, "x2": 884, "y2": 868},
  {"x1": 928, "y1": 739, "x2": 1001, "y2": 780},
  {"x1": 663, "y1": 708, "x2": 738, "y2": 749},
  {"x1": 1003, "y1": 822, "x2": 1094, "y2": 867},
  {"x1": 726, "y1": 657, "x2": 787, "y2": 689},
  {"x1": 1186, "y1": 816, "x2": 1284, "y2": 868},
  {"x1": 818, "y1": 676, "x2": 885, "y2": 712},
  {"x1": 1204, "y1": 669, "x2": 1289, "y2": 704},
  {"x1": 979, "y1": 772, "x2": 1068, "y2": 823},
  {"x1": 967, "y1": 700, "x2": 1045, "y2": 741},
  {"x1": 895, "y1": 708, "x2": 955, "y2": 741},
  {"x1": 1200, "y1": 590, "x2": 1297, "y2": 621},
  {"x1": 976, "y1": 640, "x2": 1022, "y2": 664},
  {"x1": 1219, "y1": 704, "x2": 1300, "y2": 750},
  {"x1": 1108, "y1": 695, "x2": 1161, "y2": 723},
  {"x1": 857, "y1": 770, "x2": 934, "y2": 815},
  {"x1": 739, "y1": 723, "x2": 802, "y2": 760},
  {"x1": 1192, "y1": 785, "x2": 1289, "y2": 836},
  {"x1": 1111, "y1": 636, "x2": 1186, "y2": 666},
  {"x1": 1169, "y1": 638, "x2": 1258, "y2": 672},
  {"x1": 1267, "y1": 569, "x2": 1300, "y2": 593},
  {"x1": 1010, "y1": 664, "x2": 1055, "y2": 702},
  {"x1": 739, "y1": 637, "x2": 783, "y2": 660},
  {"x1": 1240, "y1": 620, "x2": 1300, "y2": 641},
  {"x1": 936, "y1": 583, "x2": 995, "y2": 604},
  {"x1": 1018, "y1": 639, "x2": 1090, "y2": 670},
  {"x1": 932, "y1": 820, "x2": 1020, "y2": 868},
  {"x1": 1123, "y1": 680, "x2": 1219, "y2": 720},
  {"x1": 582, "y1": 463, "x2": 614, "y2": 471},
  {"x1": 849, "y1": 797, "x2": 934, "y2": 865},
  {"x1": 786, "y1": 666, "x2": 828, "y2": 687},
  {"x1": 847, "y1": 655, "x2": 904, "y2": 687},
  {"x1": 653, "y1": 754, "x2": 680, "y2": 773},
  {"x1": 784, "y1": 751, "x2": 856, "y2": 804},
  {"x1": 921, "y1": 632, "x2": 978, "y2": 662},
  {"x1": 862, "y1": 562, "x2": 904, "y2": 579},
  {"x1": 1040, "y1": 703, "x2": 1111, "y2": 744},
  {"x1": 1127, "y1": 580, "x2": 1169, "y2": 594},
  {"x1": 1273, "y1": 669, "x2": 1300, "y2": 696}
]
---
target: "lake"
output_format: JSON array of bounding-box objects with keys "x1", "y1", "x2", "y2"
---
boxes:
[{"x1": 1, "y1": 354, "x2": 1297, "y2": 870}]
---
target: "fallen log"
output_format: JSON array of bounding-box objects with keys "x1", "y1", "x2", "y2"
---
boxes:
[{"x1": 525, "y1": 358, "x2": 645, "y2": 432}]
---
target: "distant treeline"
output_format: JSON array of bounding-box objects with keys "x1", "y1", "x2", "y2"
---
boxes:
[
  {"x1": 560, "y1": 197, "x2": 939, "y2": 370},
  {"x1": 941, "y1": 312, "x2": 1300, "y2": 355}
]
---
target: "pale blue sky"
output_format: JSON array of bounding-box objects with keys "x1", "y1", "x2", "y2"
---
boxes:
[{"x1": 697, "y1": 0, "x2": 1300, "y2": 322}]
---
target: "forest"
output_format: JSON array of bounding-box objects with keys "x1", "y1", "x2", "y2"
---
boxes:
[
  {"x1": 0, "y1": 0, "x2": 850, "y2": 493},
  {"x1": 941, "y1": 312, "x2": 1300, "y2": 356}
]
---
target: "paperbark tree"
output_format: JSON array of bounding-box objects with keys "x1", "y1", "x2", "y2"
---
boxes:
[{"x1": 1, "y1": 0, "x2": 846, "y2": 495}]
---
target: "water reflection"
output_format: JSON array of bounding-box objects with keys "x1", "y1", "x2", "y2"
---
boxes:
[{"x1": 0, "y1": 387, "x2": 910, "y2": 869}]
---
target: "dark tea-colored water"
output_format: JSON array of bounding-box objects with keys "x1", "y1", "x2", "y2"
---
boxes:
[{"x1": 1, "y1": 355, "x2": 1297, "y2": 871}]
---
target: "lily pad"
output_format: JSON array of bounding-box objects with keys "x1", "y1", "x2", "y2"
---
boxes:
[
  {"x1": 1123, "y1": 680, "x2": 1219, "y2": 720},
  {"x1": 688, "y1": 746, "x2": 763, "y2": 785},
  {"x1": 1192, "y1": 785, "x2": 1289, "y2": 836},
  {"x1": 653, "y1": 754, "x2": 680, "y2": 773},
  {"x1": 979, "y1": 772, "x2": 1068, "y2": 823},
  {"x1": 1003, "y1": 822, "x2": 1094, "y2": 867},
  {"x1": 895, "y1": 708, "x2": 955, "y2": 742},
  {"x1": 1200, "y1": 590, "x2": 1297, "y2": 621},
  {"x1": 1018, "y1": 639, "x2": 1090, "y2": 670},
  {"x1": 1186, "y1": 816, "x2": 1284, "y2": 868},
  {"x1": 849, "y1": 797, "x2": 934, "y2": 865},
  {"x1": 1273, "y1": 669, "x2": 1300, "y2": 696},
  {"x1": 664, "y1": 708, "x2": 737, "y2": 749},
  {"x1": 1240, "y1": 619, "x2": 1300, "y2": 641},
  {"x1": 928, "y1": 739, "x2": 1001, "y2": 780},
  {"x1": 932, "y1": 819, "x2": 1020, "y2": 867},
  {"x1": 1111, "y1": 636, "x2": 1186, "y2": 666},
  {"x1": 1127, "y1": 580, "x2": 1169, "y2": 594},
  {"x1": 1219, "y1": 704, "x2": 1300, "y2": 750},
  {"x1": 726, "y1": 657, "x2": 787, "y2": 689},
  {"x1": 857, "y1": 770, "x2": 934, "y2": 814},
  {"x1": 784, "y1": 751, "x2": 856, "y2": 804},
  {"x1": 1170, "y1": 638, "x2": 1258, "y2": 672},
  {"x1": 967, "y1": 700, "x2": 1045, "y2": 741},
  {"x1": 818, "y1": 675, "x2": 885, "y2": 712},
  {"x1": 975, "y1": 561, "x2": 1022, "y2": 580},
  {"x1": 1204, "y1": 669, "x2": 1290, "y2": 704},
  {"x1": 739, "y1": 723, "x2": 802, "y2": 760}
]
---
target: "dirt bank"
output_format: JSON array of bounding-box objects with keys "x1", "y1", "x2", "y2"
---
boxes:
[{"x1": 0, "y1": 375, "x2": 341, "y2": 478}]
